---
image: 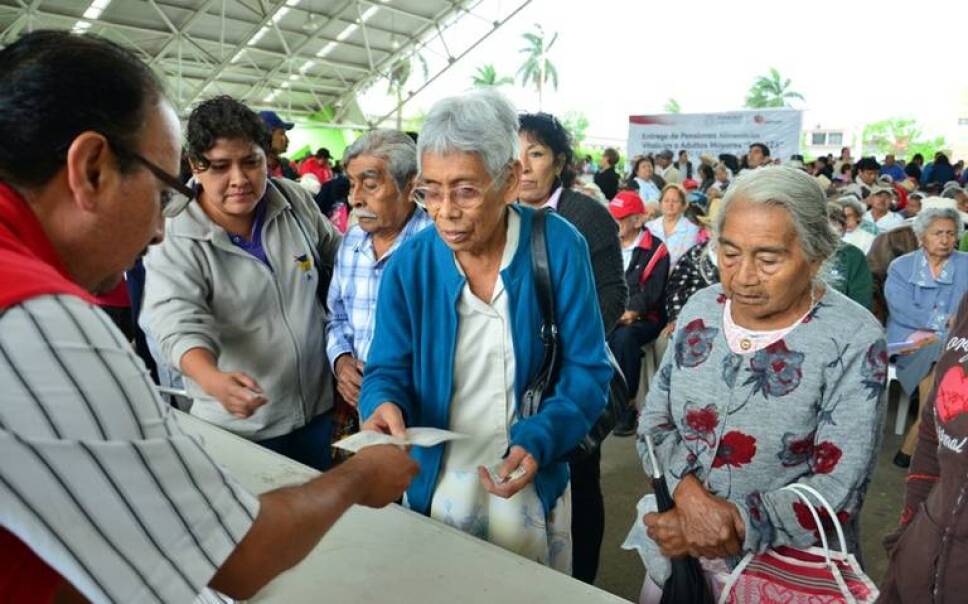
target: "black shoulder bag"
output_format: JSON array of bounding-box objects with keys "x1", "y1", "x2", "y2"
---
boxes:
[{"x1": 520, "y1": 208, "x2": 630, "y2": 463}]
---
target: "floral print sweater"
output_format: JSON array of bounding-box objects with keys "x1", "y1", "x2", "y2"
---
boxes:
[{"x1": 639, "y1": 284, "x2": 887, "y2": 558}]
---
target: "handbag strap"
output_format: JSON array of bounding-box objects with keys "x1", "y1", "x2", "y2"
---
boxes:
[
  {"x1": 783, "y1": 483, "x2": 849, "y2": 556},
  {"x1": 718, "y1": 553, "x2": 754, "y2": 604},
  {"x1": 521, "y1": 208, "x2": 560, "y2": 418}
]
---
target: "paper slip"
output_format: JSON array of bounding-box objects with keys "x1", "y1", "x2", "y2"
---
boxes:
[
  {"x1": 333, "y1": 428, "x2": 467, "y2": 453},
  {"x1": 484, "y1": 464, "x2": 528, "y2": 485}
]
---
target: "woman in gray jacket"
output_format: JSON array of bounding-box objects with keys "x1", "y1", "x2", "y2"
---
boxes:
[{"x1": 142, "y1": 96, "x2": 340, "y2": 469}]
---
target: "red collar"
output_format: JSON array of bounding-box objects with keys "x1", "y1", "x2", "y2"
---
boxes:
[{"x1": 0, "y1": 181, "x2": 93, "y2": 308}]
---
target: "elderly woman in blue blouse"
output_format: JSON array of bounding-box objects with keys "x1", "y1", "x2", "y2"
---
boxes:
[
  {"x1": 634, "y1": 167, "x2": 887, "y2": 602},
  {"x1": 358, "y1": 89, "x2": 612, "y2": 572},
  {"x1": 886, "y1": 205, "x2": 968, "y2": 466},
  {"x1": 646, "y1": 183, "x2": 700, "y2": 269}
]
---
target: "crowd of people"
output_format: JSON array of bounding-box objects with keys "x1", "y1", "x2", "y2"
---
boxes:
[{"x1": 3, "y1": 29, "x2": 968, "y2": 603}]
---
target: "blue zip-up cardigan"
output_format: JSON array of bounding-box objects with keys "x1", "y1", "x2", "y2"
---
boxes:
[{"x1": 358, "y1": 205, "x2": 612, "y2": 516}]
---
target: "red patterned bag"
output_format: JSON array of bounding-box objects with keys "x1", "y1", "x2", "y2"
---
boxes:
[{"x1": 718, "y1": 484, "x2": 878, "y2": 604}]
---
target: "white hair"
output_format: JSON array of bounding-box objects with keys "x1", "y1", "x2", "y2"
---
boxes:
[
  {"x1": 836, "y1": 196, "x2": 866, "y2": 220},
  {"x1": 417, "y1": 88, "x2": 518, "y2": 183},
  {"x1": 912, "y1": 207, "x2": 964, "y2": 241},
  {"x1": 715, "y1": 166, "x2": 840, "y2": 263},
  {"x1": 343, "y1": 129, "x2": 417, "y2": 192}
]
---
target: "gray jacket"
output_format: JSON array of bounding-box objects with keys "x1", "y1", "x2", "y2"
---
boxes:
[{"x1": 141, "y1": 179, "x2": 340, "y2": 440}]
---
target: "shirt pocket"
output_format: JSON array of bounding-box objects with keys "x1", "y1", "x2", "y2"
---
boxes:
[{"x1": 911, "y1": 283, "x2": 936, "y2": 310}]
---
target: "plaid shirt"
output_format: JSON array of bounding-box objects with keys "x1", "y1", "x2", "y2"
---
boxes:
[{"x1": 325, "y1": 207, "x2": 432, "y2": 370}]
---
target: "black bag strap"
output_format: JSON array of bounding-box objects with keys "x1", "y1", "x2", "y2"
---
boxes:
[{"x1": 521, "y1": 208, "x2": 560, "y2": 418}]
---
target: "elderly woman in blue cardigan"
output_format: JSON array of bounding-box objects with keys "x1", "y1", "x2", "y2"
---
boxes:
[
  {"x1": 358, "y1": 89, "x2": 612, "y2": 572},
  {"x1": 886, "y1": 205, "x2": 968, "y2": 466},
  {"x1": 635, "y1": 167, "x2": 887, "y2": 602}
]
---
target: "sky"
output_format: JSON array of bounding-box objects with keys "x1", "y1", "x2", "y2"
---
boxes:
[{"x1": 357, "y1": 0, "x2": 968, "y2": 148}]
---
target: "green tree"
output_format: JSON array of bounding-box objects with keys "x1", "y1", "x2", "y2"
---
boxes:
[
  {"x1": 472, "y1": 64, "x2": 514, "y2": 88},
  {"x1": 387, "y1": 54, "x2": 428, "y2": 130},
  {"x1": 664, "y1": 98, "x2": 681, "y2": 113},
  {"x1": 862, "y1": 117, "x2": 946, "y2": 159},
  {"x1": 744, "y1": 68, "x2": 804, "y2": 108},
  {"x1": 562, "y1": 111, "x2": 589, "y2": 145},
  {"x1": 517, "y1": 24, "x2": 559, "y2": 110}
]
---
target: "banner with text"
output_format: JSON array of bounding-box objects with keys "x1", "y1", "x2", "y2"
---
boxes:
[{"x1": 627, "y1": 109, "x2": 803, "y2": 163}]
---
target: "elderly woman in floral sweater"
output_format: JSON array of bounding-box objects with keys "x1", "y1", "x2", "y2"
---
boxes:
[{"x1": 635, "y1": 167, "x2": 887, "y2": 602}]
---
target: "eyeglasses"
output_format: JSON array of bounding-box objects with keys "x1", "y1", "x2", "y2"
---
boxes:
[
  {"x1": 105, "y1": 138, "x2": 195, "y2": 217},
  {"x1": 413, "y1": 183, "x2": 490, "y2": 210},
  {"x1": 413, "y1": 164, "x2": 511, "y2": 211}
]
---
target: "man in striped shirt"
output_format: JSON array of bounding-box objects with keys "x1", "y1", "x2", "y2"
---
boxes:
[
  {"x1": 0, "y1": 31, "x2": 417, "y2": 603},
  {"x1": 326, "y1": 130, "x2": 432, "y2": 406}
]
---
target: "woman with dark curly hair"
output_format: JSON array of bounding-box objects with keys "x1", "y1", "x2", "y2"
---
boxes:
[
  {"x1": 517, "y1": 111, "x2": 627, "y2": 585},
  {"x1": 141, "y1": 96, "x2": 341, "y2": 470}
]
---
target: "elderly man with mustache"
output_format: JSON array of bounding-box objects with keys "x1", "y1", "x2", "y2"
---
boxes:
[{"x1": 326, "y1": 130, "x2": 432, "y2": 413}]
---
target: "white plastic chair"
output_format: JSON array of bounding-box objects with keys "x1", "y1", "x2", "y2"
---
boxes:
[{"x1": 883, "y1": 362, "x2": 911, "y2": 436}]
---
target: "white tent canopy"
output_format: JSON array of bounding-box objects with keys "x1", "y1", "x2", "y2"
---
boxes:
[{"x1": 0, "y1": 0, "x2": 530, "y2": 126}]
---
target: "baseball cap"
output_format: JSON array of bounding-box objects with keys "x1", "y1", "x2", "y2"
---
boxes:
[
  {"x1": 870, "y1": 185, "x2": 895, "y2": 197},
  {"x1": 258, "y1": 110, "x2": 294, "y2": 131},
  {"x1": 608, "y1": 190, "x2": 645, "y2": 220},
  {"x1": 657, "y1": 149, "x2": 674, "y2": 160}
]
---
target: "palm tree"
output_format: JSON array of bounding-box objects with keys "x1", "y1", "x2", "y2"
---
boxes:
[
  {"x1": 472, "y1": 64, "x2": 514, "y2": 88},
  {"x1": 387, "y1": 54, "x2": 428, "y2": 130},
  {"x1": 517, "y1": 24, "x2": 559, "y2": 110},
  {"x1": 744, "y1": 68, "x2": 804, "y2": 108},
  {"x1": 664, "y1": 98, "x2": 681, "y2": 113}
]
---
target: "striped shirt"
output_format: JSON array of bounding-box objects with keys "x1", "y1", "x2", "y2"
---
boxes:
[
  {"x1": 0, "y1": 295, "x2": 260, "y2": 603},
  {"x1": 325, "y1": 207, "x2": 432, "y2": 368}
]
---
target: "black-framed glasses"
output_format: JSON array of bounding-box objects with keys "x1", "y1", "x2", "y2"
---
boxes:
[{"x1": 105, "y1": 137, "x2": 195, "y2": 217}]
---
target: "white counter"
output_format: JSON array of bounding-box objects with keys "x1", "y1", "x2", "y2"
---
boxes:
[{"x1": 176, "y1": 412, "x2": 629, "y2": 603}]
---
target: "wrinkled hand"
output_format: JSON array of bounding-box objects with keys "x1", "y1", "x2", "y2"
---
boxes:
[
  {"x1": 478, "y1": 446, "x2": 538, "y2": 499},
  {"x1": 672, "y1": 474, "x2": 745, "y2": 558},
  {"x1": 361, "y1": 402, "x2": 407, "y2": 439},
  {"x1": 202, "y1": 370, "x2": 268, "y2": 419},
  {"x1": 619, "y1": 310, "x2": 640, "y2": 326},
  {"x1": 334, "y1": 354, "x2": 364, "y2": 407},
  {"x1": 345, "y1": 444, "x2": 419, "y2": 508},
  {"x1": 644, "y1": 509, "x2": 691, "y2": 558}
]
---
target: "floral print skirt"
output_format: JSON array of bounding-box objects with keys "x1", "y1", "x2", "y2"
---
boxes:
[{"x1": 427, "y1": 469, "x2": 572, "y2": 573}]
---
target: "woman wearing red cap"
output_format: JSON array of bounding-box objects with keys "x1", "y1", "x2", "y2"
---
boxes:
[{"x1": 607, "y1": 190, "x2": 670, "y2": 436}]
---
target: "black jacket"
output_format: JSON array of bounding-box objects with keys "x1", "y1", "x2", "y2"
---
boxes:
[
  {"x1": 624, "y1": 230, "x2": 669, "y2": 322},
  {"x1": 555, "y1": 189, "x2": 628, "y2": 332},
  {"x1": 594, "y1": 167, "x2": 619, "y2": 200}
]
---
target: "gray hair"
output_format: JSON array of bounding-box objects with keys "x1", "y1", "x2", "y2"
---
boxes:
[
  {"x1": 826, "y1": 201, "x2": 846, "y2": 229},
  {"x1": 417, "y1": 88, "x2": 518, "y2": 183},
  {"x1": 715, "y1": 166, "x2": 840, "y2": 263},
  {"x1": 343, "y1": 129, "x2": 417, "y2": 192},
  {"x1": 912, "y1": 207, "x2": 964, "y2": 241},
  {"x1": 836, "y1": 195, "x2": 866, "y2": 220}
]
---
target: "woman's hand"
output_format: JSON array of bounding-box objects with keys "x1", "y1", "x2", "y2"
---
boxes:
[
  {"x1": 672, "y1": 474, "x2": 745, "y2": 558},
  {"x1": 478, "y1": 446, "x2": 538, "y2": 499},
  {"x1": 618, "y1": 310, "x2": 640, "y2": 326},
  {"x1": 361, "y1": 402, "x2": 407, "y2": 438},
  {"x1": 201, "y1": 370, "x2": 268, "y2": 419},
  {"x1": 644, "y1": 509, "x2": 691, "y2": 558}
]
